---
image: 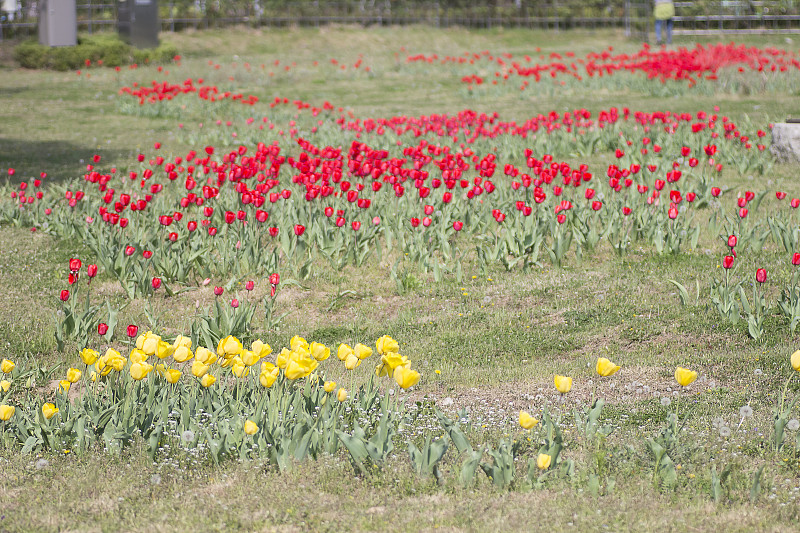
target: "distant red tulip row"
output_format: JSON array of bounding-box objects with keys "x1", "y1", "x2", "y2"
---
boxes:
[{"x1": 405, "y1": 42, "x2": 800, "y2": 87}]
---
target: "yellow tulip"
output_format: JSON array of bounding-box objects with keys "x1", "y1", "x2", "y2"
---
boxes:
[
  {"x1": 290, "y1": 335, "x2": 309, "y2": 352},
  {"x1": 337, "y1": 388, "x2": 348, "y2": 402},
  {"x1": 375, "y1": 362, "x2": 390, "y2": 377},
  {"x1": 537, "y1": 453, "x2": 552, "y2": 470},
  {"x1": 232, "y1": 362, "x2": 249, "y2": 378},
  {"x1": 58, "y1": 380, "x2": 71, "y2": 393},
  {"x1": 156, "y1": 340, "x2": 175, "y2": 360},
  {"x1": 260, "y1": 361, "x2": 276, "y2": 374},
  {"x1": 90, "y1": 371, "x2": 98, "y2": 382},
  {"x1": 217, "y1": 355, "x2": 236, "y2": 369},
  {"x1": 173, "y1": 345, "x2": 193, "y2": 363},
  {"x1": 393, "y1": 366, "x2": 421, "y2": 389},
  {"x1": 244, "y1": 420, "x2": 259, "y2": 435},
  {"x1": 79, "y1": 348, "x2": 99, "y2": 366},
  {"x1": 284, "y1": 359, "x2": 308, "y2": 380},
  {"x1": 260, "y1": 370, "x2": 277, "y2": 388},
  {"x1": 141, "y1": 332, "x2": 162, "y2": 356},
  {"x1": 675, "y1": 367, "x2": 698, "y2": 387},
  {"x1": 195, "y1": 346, "x2": 216, "y2": 364},
  {"x1": 596, "y1": 357, "x2": 621, "y2": 377},
  {"x1": 324, "y1": 381, "x2": 336, "y2": 393},
  {"x1": 0, "y1": 380, "x2": 10, "y2": 392},
  {"x1": 130, "y1": 362, "x2": 153, "y2": 381},
  {"x1": 217, "y1": 335, "x2": 243, "y2": 358},
  {"x1": 241, "y1": 350, "x2": 259, "y2": 367},
  {"x1": 164, "y1": 368, "x2": 181, "y2": 384},
  {"x1": 337, "y1": 343, "x2": 354, "y2": 361},
  {"x1": 554, "y1": 375, "x2": 572, "y2": 394},
  {"x1": 310, "y1": 342, "x2": 330, "y2": 361},
  {"x1": 135, "y1": 333, "x2": 146, "y2": 350},
  {"x1": 344, "y1": 352, "x2": 362, "y2": 370},
  {"x1": 251, "y1": 340, "x2": 272, "y2": 359},
  {"x1": 95, "y1": 357, "x2": 113, "y2": 377},
  {"x1": 129, "y1": 348, "x2": 147, "y2": 364},
  {"x1": 191, "y1": 360, "x2": 209, "y2": 378},
  {"x1": 42, "y1": 403, "x2": 59, "y2": 420},
  {"x1": 108, "y1": 355, "x2": 127, "y2": 372},
  {"x1": 792, "y1": 350, "x2": 800, "y2": 372},
  {"x1": 201, "y1": 374, "x2": 216, "y2": 387},
  {"x1": 0, "y1": 404, "x2": 15, "y2": 421},
  {"x1": 155, "y1": 363, "x2": 166, "y2": 377},
  {"x1": 376, "y1": 335, "x2": 399, "y2": 355},
  {"x1": 65, "y1": 368, "x2": 81, "y2": 383},
  {"x1": 519, "y1": 411, "x2": 539, "y2": 430},
  {"x1": 1, "y1": 359, "x2": 15, "y2": 374},
  {"x1": 381, "y1": 352, "x2": 408, "y2": 371},
  {"x1": 276, "y1": 347, "x2": 292, "y2": 369},
  {"x1": 354, "y1": 343, "x2": 373, "y2": 360},
  {"x1": 172, "y1": 335, "x2": 192, "y2": 350}
]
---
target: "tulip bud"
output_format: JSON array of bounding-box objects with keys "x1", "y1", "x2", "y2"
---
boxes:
[
  {"x1": 152, "y1": 277, "x2": 162, "y2": 290},
  {"x1": 756, "y1": 268, "x2": 767, "y2": 284},
  {"x1": 97, "y1": 322, "x2": 109, "y2": 336},
  {"x1": 127, "y1": 324, "x2": 139, "y2": 338},
  {"x1": 60, "y1": 289, "x2": 70, "y2": 302}
]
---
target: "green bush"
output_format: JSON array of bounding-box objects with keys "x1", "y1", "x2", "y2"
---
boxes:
[{"x1": 13, "y1": 34, "x2": 179, "y2": 71}]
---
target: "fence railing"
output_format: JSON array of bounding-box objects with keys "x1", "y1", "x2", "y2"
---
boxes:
[{"x1": 3, "y1": 1, "x2": 800, "y2": 42}]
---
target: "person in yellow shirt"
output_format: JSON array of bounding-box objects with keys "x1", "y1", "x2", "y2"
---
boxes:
[{"x1": 654, "y1": 0, "x2": 675, "y2": 46}]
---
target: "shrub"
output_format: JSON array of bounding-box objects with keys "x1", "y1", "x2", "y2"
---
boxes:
[{"x1": 13, "y1": 33, "x2": 178, "y2": 71}]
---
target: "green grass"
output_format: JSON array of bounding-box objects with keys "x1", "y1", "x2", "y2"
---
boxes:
[{"x1": 2, "y1": 25, "x2": 800, "y2": 532}]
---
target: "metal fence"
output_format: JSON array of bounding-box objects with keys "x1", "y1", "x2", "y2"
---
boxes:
[{"x1": 3, "y1": 1, "x2": 800, "y2": 41}]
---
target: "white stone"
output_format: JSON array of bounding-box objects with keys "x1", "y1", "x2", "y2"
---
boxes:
[{"x1": 770, "y1": 123, "x2": 800, "y2": 162}]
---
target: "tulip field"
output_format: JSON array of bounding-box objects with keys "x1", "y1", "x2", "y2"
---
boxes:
[{"x1": 4, "y1": 26, "x2": 800, "y2": 530}]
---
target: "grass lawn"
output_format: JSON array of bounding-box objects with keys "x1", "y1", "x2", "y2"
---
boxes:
[{"x1": 2, "y1": 25, "x2": 800, "y2": 532}]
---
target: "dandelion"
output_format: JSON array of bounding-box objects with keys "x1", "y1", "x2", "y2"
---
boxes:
[
  {"x1": 719, "y1": 426, "x2": 732, "y2": 438},
  {"x1": 182, "y1": 430, "x2": 195, "y2": 444},
  {"x1": 788, "y1": 419, "x2": 800, "y2": 431},
  {"x1": 660, "y1": 397, "x2": 672, "y2": 407},
  {"x1": 35, "y1": 459, "x2": 49, "y2": 470},
  {"x1": 739, "y1": 405, "x2": 754, "y2": 418}
]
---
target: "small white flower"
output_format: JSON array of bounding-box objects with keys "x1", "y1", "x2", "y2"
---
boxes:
[
  {"x1": 719, "y1": 426, "x2": 731, "y2": 437},
  {"x1": 788, "y1": 419, "x2": 800, "y2": 431},
  {"x1": 739, "y1": 405, "x2": 754, "y2": 418},
  {"x1": 181, "y1": 430, "x2": 195, "y2": 444},
  {"x1": 660, "y1": 397, "x2": 672, "y2": 407}
]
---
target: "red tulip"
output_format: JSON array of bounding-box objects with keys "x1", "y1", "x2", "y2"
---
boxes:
[
  {"x1": 424, "y1": 205, "x2": 434, "y2": 215},
  {"x1": 776, "y1": 191, "x2": 787, "y2": 200},
  {"x1": 127, "y1": 324, "x2": 138, "y2": 338},
  {"x1": 245, "y1": 280, "x2": 254, "y2": 291},
  {"x1": 60, "y1": 289, "x2": 70, "y2": 301},
  {"x1": 268, "y1": 227, "x2": 279, "y2": 237},
  {"x1": 686, "y1": 192, "x2": 696, "y2": 202},
  {"x1": 125, "y1": 246, "x2": 135, "y2": 256},
  {"x1": 728, "y1": 235, "x2": 737, "y2": 248},
  {"x1": 187, "y1": 221, "x2": 198, "y2": 232},
  {"x1": 792, "y1": 199, "x2": 800, "y2": 209},
  {"x1": 294, "y1": 224, "x2": 305, "y2": 236},
  {"x1": 592, "y1": 201, "x2": 602, "y2": 211},
  {"x1": 738, "y1": 207, "x2": 748, "y2": 219},
  {"x1": 68, "y1": 273, "x2": 77, "y2": 285},
  {"x1": 422, "y1": 217, "x2": 432, "y2": 227},
  {"x1": 668, "y1": 207, "x2": 678, "y2": 219},
  {"x1": 585, "y1": 188, "x2": 595, "y2": 200},
  {"x1": 723, "y1": 255, "x2": 734, "y2": 269},
  {"x1": 557, "y1": 214, "x2": 566, "y2": 224},
  {"x1": 69, "y1": 258, "x2": 82, "y2": 272},
  {"x1": 214, "y1": 286, "x2": 224, "y2": 296},
  {"x1": 231, "y1": 298, "x2": 240, "y2": 308},
  {"x1": 87, "y1": 264, "x2": 98, "y2": 278},
  {"x1": 453, "y1": 220, "x2": 463, "y2": 231},
  {"x1": 97, "y1": 322, "x2": 109, "y2": 336},
  {"x1": 737, "y1": 197, "x2": 747, "y2": 208},
  {"x1": 793, "y1": 253, "x2": 800, "y2": 266},
  {"x1": 681, "y1": 146, "x2": 691, "y2": 157},
  {"x1": 269, "y1": 273, "x2": 280, "y2": 286},
  {"x1": 351, "y1": 221, "x2": 361, "y2": 231},
  {"x1": 152, "y1": 277, "x2": 162, "y2": 290},
  {"x1": 256, "y1": 210, "x2": 268, "y2": 223},
  {"x1": 208, "y1": 227, "x2": 217, "y2": 236},
  {"x1": 410, "y1": 217, "x2": 420, "y2": 228},
  {"x1": 622, "y1": 207, "x2": 631, "y2": 216},
  {"x1": 225, "y1": 211, "x2": 235, "y2": 224},
  {"x1": 711, "y1": 187, "x2": 721, "y2": 197},
  {"x1": 756, "y1": 268, "x2": 767, "y2": 283}
]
